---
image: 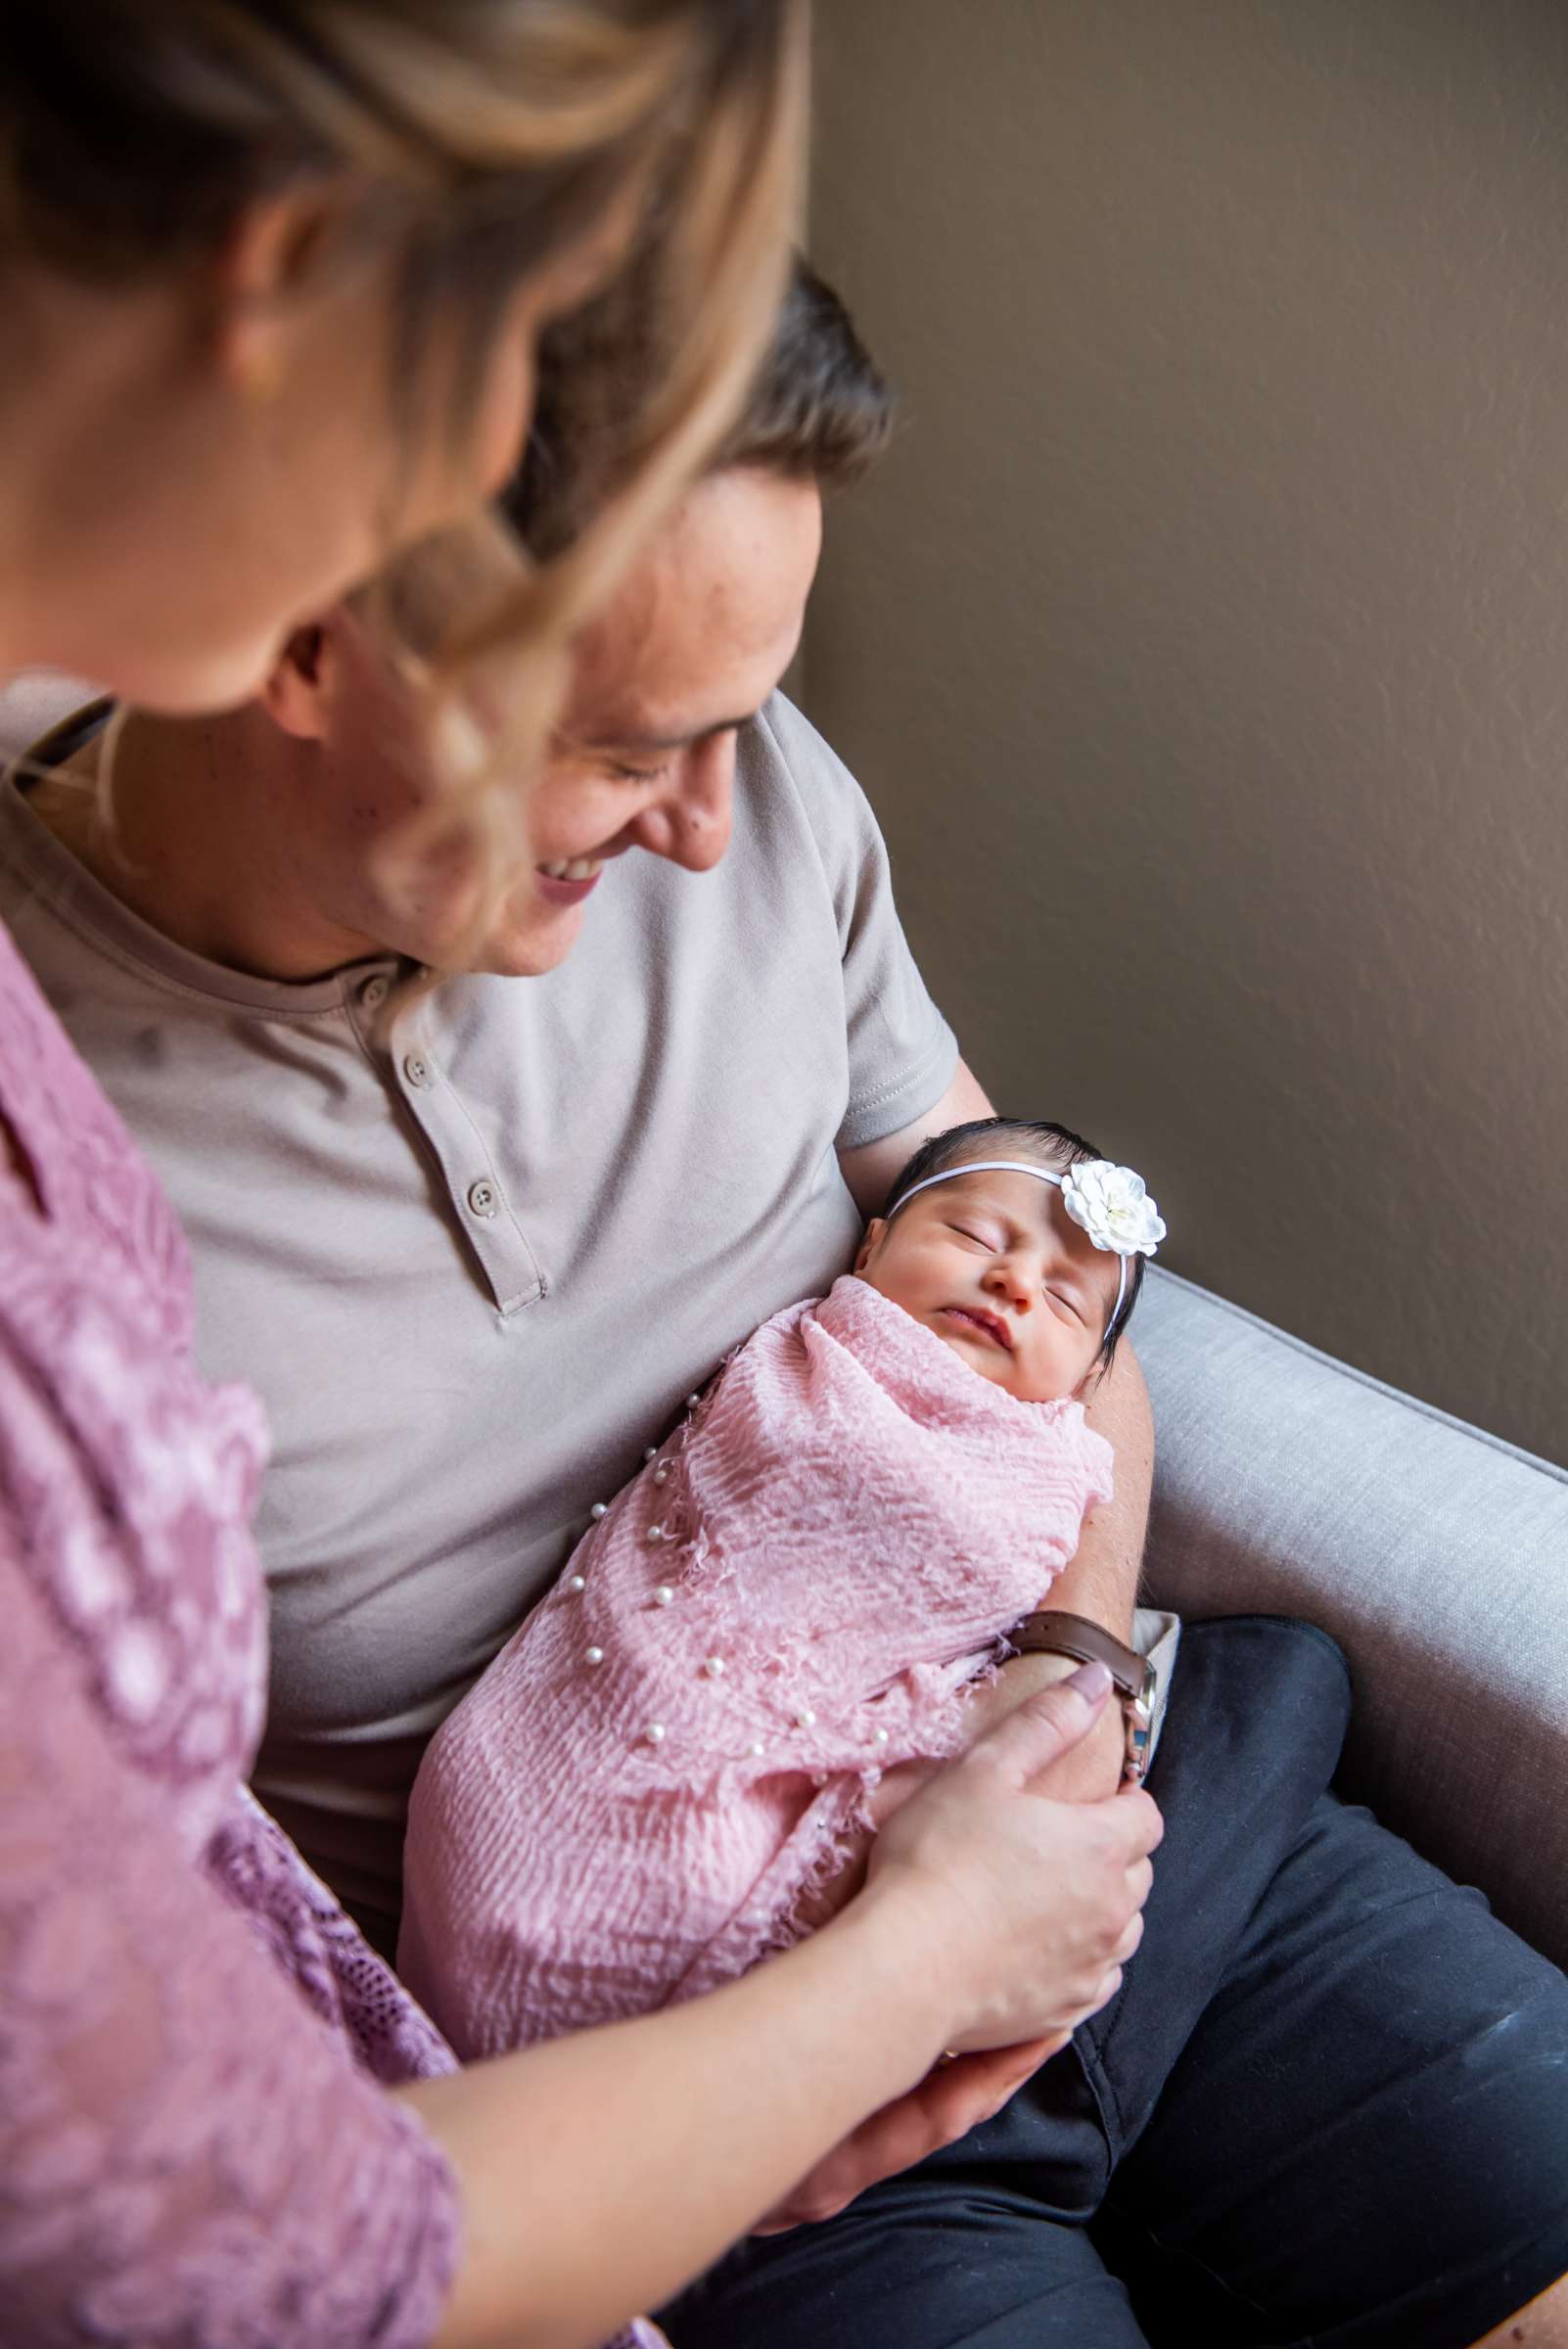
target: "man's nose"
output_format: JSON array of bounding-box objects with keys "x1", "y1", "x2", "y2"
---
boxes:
[{"x1": 631, "y1": 739, "x2": 736, "y2": 873}]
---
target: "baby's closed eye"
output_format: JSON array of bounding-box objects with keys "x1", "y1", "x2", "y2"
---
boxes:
[{"x1": 946, "y1": 1218, "x2": 1003, "y2": 1250}]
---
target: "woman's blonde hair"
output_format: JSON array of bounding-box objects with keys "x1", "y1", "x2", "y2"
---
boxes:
[{"x1": 0, "y1": 1, "x2": 807, "y2": 955}]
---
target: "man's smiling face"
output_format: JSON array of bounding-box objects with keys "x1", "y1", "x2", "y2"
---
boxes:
[
  {"x1": 259, "y1": 465, "x2": 823, "y2": 980},
  {"x1": 854, "y1": 1162, "x2": 1121, "y2": 1403},
  {"x1": 496, "y1": 465, "x2": 823, "y2": 973}
]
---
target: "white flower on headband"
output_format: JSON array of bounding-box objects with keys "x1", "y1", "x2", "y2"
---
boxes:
[{"x1": 1060, "y1": 1161, "x2": 1166, "y2": 1260}]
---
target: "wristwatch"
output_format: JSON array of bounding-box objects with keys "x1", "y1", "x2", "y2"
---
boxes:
[{"x1": 1002, "y1": 1610, "x2": 1156, "y2": 1782}]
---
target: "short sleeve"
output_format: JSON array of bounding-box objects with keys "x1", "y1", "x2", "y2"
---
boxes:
[
  {"x1": 753, "y1": 695, "x2": 958, "y2": 1150},
  {"x1": 0, "y1": 1495, "x2": 461, "y2": 2349}
]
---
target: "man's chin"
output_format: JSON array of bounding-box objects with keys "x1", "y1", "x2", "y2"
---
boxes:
[{"x1": 472, "y1": 899, "x2": 587, "y2": 978}]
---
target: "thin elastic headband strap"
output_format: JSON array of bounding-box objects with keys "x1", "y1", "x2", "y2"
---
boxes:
[{"x1": 885, "y1": 1160, "x2": 1129, "y2": 1332}]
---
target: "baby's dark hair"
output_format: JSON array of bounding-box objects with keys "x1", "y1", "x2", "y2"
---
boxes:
[{"x1": 881, "y1": 1117, "x2": 1147, "y2": 1368}]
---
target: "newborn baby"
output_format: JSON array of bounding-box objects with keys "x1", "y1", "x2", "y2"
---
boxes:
[{"x1": 399, "y1": 1118, "x2": 1165, "y2": 2061}]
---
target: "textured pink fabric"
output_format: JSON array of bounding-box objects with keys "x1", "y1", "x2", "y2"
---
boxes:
[
  {"x1": 0, "y1": 920, "x2": 461, "y2": 2347},
  {"x1": 401, "y1": 1274, "x2": 1114, "y2": 2059}
]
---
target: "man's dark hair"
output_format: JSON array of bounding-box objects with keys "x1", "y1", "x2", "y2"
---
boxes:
[
  {"x1": 503, "y1": 252, "x2": 894, "y2": 559},
  {"x1": 881, "y1": 1116, "x2": 1148, "y2": 1368}
]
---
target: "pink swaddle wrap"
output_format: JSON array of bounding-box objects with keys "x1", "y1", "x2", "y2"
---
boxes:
[{"x1": 400, "y1": 1274, "x2": 1114, "y2": 2060}]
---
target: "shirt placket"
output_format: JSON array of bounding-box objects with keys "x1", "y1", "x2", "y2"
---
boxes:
[{"x1": 349, "y1": 967, "x2": 542, "y2": 1316}]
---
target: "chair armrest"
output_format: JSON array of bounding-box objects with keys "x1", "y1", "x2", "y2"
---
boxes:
[{"x1": 1134, "y1": 1267, "x2": 1568, "y2": 1971}]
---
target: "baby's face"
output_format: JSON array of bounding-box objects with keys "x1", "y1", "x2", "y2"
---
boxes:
[{"x1": 854, "y1": 1164, "x2": 1121, "y2": 1403}]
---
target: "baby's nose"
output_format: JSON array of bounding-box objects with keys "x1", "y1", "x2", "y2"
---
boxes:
[{"x1": 985, "y1": 1262, "x2": 1031, "y2": 1310}]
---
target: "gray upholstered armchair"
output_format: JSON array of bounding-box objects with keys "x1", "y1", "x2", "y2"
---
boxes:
[{"x1": 1136, "y1": 1269, "x2": 1568, "y2": 1974}]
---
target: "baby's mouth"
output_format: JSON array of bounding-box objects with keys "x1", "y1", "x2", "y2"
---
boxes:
[{"x1": 942, "y1": 1305, "x2": 1014, "y2": 1354}]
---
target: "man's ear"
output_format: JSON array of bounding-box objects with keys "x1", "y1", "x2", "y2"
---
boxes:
[
  {"x1": 853, "y1": 1219, "x2": 887, "y2": 1275},
  {"x1": 259, "y1": 622, "x2": 334, "y2": 743}
]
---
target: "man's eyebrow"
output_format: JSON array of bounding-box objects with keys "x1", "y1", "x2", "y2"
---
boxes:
[{"x1": 587, "y1": 713, "x2": 756, "y2": 756}]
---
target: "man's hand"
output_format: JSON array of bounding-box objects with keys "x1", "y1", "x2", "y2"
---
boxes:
[{"x1": 753, "y1": 2038, "x2": 1061, "y2": 2234}]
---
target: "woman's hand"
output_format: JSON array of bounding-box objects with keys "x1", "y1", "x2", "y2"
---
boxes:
[
  {"x1": 863, "y1": 1661, "x2": 1160, "y2": 2051},
  {"x1": 755, "y1": 1665, "x2": 1161, "y2": 2233}
]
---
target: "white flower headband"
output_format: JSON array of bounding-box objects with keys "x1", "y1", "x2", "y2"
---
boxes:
[{"x1": 885, "y1": 1158, "x2": 1167, "y2": 1335}]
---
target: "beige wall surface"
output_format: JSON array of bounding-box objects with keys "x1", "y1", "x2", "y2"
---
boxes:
[{"x1": 805, "y1": 0, "x2": 1568, "y2": 1465}]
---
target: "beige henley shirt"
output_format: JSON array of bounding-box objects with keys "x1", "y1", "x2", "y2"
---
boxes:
[{"x1": 2, "y1": 692, "x2": 957, "y2": 1951}]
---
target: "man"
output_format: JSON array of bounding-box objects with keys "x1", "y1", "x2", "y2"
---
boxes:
[{"x1": 3, "y1": 263, "x2": 1563, "y2": 2349}]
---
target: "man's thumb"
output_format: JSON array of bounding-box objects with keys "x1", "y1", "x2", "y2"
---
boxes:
[{"x1": 970, "y1": 1660, "x2": 1114, "y2": 1782}]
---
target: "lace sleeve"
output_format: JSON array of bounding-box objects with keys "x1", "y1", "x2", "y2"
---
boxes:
[{"x1": 0, "y1": 1538, "x2": 461, "y2": 2349}]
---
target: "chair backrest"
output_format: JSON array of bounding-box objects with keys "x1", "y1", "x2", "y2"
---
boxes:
[{"x1": 1136, "y1": 1267, "x2": 1568, "y2": 1972}]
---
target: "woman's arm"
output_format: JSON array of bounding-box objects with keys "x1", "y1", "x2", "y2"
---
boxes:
[
  {"x1": 405, "y1": 1670, "x2": 1159, "y2": 2349},
  {"x1": 0, "y1": 1532, "x2": 460, "y2": 2349}
]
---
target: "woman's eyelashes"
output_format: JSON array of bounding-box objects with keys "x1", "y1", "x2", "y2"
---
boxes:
[{"x1": 608, "y1": 757, "x2": 672, "y2": 785}]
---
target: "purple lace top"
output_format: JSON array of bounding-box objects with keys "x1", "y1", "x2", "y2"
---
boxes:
[{"x1": 0, "y1": 918, "x2": 463, "y2": 2346}]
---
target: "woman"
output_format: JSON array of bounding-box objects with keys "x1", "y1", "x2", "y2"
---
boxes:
[{"x1": 0, "y1": 10, "x2": 1160, "y2": 2347}]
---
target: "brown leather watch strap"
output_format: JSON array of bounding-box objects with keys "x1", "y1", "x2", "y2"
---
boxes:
[
  {"x1": 1004, "y1": 1609, "x2": 1142, "y2": 1690},
  {"x1": 1003, "y1": 1610, "x2": 1156, "y2": 1780}
]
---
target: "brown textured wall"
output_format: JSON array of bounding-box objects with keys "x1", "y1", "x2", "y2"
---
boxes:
[{"x1": 805, "y1": 0, "x2": 1568, "y2": 1464}]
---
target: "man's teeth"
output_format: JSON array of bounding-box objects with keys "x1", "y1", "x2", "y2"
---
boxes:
[{"x1": 537, "y1": 857, "x2": 604, "y2": 882}]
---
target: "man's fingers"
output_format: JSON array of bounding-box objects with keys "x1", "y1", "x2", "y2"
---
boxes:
[
  {"x1": 752, "y1": 2042, "x2": 1064, "y2": 2237},
  {"x1": 923, "y1": 2040, "x2": 1056, "y2": 2141},
  {"x1": 753, "y1": 2086, "x2": 949, "y2": 2234}
]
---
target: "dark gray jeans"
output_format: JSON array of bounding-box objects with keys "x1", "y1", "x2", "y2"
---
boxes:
[{"x1": 662, "y1": 1617, "x2": 1568, "y2": 2349}]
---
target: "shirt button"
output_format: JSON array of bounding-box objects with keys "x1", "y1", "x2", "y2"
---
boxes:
[
  {"x1": 403, "y1": 1053, "x2": 432, "y2": 1089},
  {"x1": 467, "y1": 1178, "x2": 499, "y2": 1220},
  {"x1": 360, "y1": 974, "x2": 391, "y2": 1010}
]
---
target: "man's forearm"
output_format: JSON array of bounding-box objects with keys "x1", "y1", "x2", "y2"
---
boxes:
[
  {"x1": 971, "y1": 1340, "x2": 1154, "y2": 1800},
  {"x1": 1053, "y1": 1338, "x2": 1152, "y2": 1639}
]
